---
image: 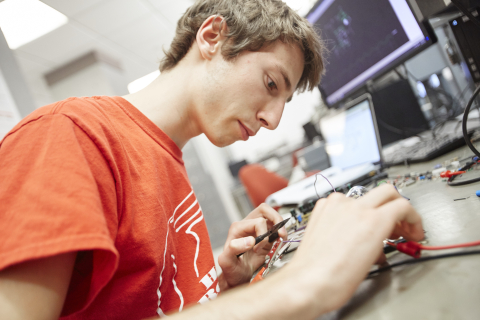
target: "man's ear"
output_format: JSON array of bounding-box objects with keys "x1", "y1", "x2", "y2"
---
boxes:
[{"x1": 196, "y1": 15, "x2": 228, "y2": 61}]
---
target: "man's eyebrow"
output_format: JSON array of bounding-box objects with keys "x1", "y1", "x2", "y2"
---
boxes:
[
  {"x1": 275, "y1": 64, "x2": 292, "y2": 92},
  {"x1": 275, "y1": 64, "x2": 294, "y2": 103}
]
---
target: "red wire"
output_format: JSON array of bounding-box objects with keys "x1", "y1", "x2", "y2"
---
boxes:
[
  {"x1": 420, "y1": 240, "x2": 480, "y2": 250},
  {"x1": 387, "y1": 240, "x2": 480, "y2": 250}
]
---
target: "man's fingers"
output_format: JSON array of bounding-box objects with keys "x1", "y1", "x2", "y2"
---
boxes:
[
  {"x1": 254, "y1": 238, "x2": 274, "y2": 254},
  {"x1": 246, "y1": 203, "x2": 287, "y2": 240},
  {"x1": 358, "y1": 184, "x2": 401, "y2": 208},
  {"x1": 309, "y1": 197, "x2": 328, "y2": 222},
  {"x1": 224, "y1": 218, "x2": 268, "y2": 246},
  {"x1": 375, "y1": 252, "x2": 387, "y2": 265},
  {"x1": 229, "y1": 236, "x2": 255, "y2": 253},
  {"x1": 218, "y1": 236, "x2": 256, "y2": 272},
  {"x1": 376, "y1": 197, "x2": 424, "y2": 241}
]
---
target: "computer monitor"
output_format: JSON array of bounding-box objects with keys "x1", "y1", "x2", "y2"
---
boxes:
[
  {"x1": 320, "y1": 94, "x2": 382, "y2": 170},
  {"x1": 371, "y1": 79, "x2": 430, "y2": 146},
  {"x1": 307, "y1": 0, "x2": 436, "y2": 107}
]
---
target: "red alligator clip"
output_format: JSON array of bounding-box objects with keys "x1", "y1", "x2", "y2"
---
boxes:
[{"x1": 440, "y1": 170, "x2": 466, "y2": 178}]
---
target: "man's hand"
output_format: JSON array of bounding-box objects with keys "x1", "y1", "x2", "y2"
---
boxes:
[
  {"x1": 217, "y1": 203, "x2": 288, "y2": 291},
  {"x1": 167, "y1": 184, "x2": 424, "y2": 320},
  {"x1": 287, "y1": 184, "x2": 424, "y2": 313}
]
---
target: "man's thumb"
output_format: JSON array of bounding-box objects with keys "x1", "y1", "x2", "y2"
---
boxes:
[{"x1": 230, "y1": 236, "x2": 255, "y2": 251}]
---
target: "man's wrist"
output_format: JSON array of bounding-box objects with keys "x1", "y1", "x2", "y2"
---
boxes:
[
  {"x1": 217, "y1": 272, "x2": 232, "y2": 292},
  {"x1": 277, "y1": 262, "x2": 336, "y2": 317}
]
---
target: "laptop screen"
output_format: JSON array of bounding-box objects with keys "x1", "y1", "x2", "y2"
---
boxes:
[{"x1": 320, "y1": 98, "x2": 381, "y2": 170}]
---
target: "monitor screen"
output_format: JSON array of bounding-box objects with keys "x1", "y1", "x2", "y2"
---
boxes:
[
  {"x1": 308, "y1": 0, "x2": 434, "y2": 106},
  {"x1": 320, "y1": 98, "x2": 381, "y2": 169},
  {"x1": 371, "y1": 79, "x2": 430, "y2": 146}
]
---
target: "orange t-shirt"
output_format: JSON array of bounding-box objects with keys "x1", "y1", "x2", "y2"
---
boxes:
[{"x1": 0, "y1": 96, "x2": 219, "y2": 319}]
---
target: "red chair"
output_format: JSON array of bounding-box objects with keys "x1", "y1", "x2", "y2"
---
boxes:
[{"x1": 239, "y1": 164, "x2": 289, "y2": 207}]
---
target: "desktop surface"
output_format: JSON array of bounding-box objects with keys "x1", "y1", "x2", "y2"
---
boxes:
[{"x1": 268, "y1": 145, "x2": 480, "y2": 319}]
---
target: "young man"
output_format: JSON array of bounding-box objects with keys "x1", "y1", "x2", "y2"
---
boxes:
[{"x1": 0, "y1": 0, "x2": 423, "y2": 319}]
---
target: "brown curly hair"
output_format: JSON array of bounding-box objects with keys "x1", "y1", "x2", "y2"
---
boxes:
[{"x1": 159, "y1": 0, "x2": 325, "y2": 92}]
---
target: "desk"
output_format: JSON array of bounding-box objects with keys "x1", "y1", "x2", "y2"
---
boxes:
[{"x1": 276, "y1": 146, "x2": 480, "y2": 319}]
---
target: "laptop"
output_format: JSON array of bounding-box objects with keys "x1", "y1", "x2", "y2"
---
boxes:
[{"x1": 266, "y1": 93, "x2": 383, "y2": 207}]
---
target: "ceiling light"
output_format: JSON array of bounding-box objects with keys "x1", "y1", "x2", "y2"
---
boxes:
[
  {"x1": 0, "y1": 0, "x2": 68, "y2": 50},
  {"x1": 128, "y1": 70, "x2": 160, "y2": 94}
]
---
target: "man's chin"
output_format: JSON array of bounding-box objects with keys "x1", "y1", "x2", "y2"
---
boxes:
[{"x1": 207, "y1": 134, "x2": 238, "y2": 148}]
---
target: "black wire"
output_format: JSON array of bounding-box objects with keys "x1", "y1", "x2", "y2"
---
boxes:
[
  {"x1": 462, "y1": 85, "x2": 480, "y2": 159},
  {"x1": 368, "y1": 250, "x2": 480, "y2": 277},
  {"x1": 447, "y1": 176, "x2": 480, "y2": 186},
  {"x1": 281, "y1": 248, "x2": 480, "y2": 275},
  {"x1": 447, "y1": 160, "x2": 480, "y2": 186}
]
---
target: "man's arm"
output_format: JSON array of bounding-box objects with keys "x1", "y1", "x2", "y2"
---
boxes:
[
  {"x1": 0, "y1": 252, "x2": 76, "y2": 320},
  {"x1": 162, "y1": 184, "x2": 424, "y2": 319},
  {"x1": 0, "y1": 185, "x2": 422, "y2": 320}
]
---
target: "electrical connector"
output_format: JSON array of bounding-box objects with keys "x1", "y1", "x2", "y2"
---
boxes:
[
  {"x1": 432, "y1": 167, "x2": 447, "y2": 177},
  {"x1": 440, "y1": 170, "x2": 466, "y2": 178},
  {"x1": 396, "y1": 241, "x2": 422, "y2": 258}
]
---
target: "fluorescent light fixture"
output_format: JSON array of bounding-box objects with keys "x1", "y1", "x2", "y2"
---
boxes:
[
  {"x1": 0, "y1": 0, "x2": 68, "y2": 49},
  {"x1": 128, "y1": 70, "x2": 160, "y2": 94}
]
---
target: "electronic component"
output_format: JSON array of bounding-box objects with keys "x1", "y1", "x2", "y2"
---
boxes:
[
  {"x1": 345, "y1": 186, "x2": 368, "y2": 199},
  {"x1": 237, "y1": 218, "x2": 290, "y2": 257},
  {"x1": 432, "y1": 167, "x2": 448, "y2": 176},
  {"x1": 440, "y1": 170, "x2": 466, "y2": 178},
  {"x1": 386, "y1": 239, "x2": 480, "y2": 259},
  {"x1": 250, "y1": 237, "x2": 284, "y2": 284},
  {"x1": 449, "y1": 8, "x2": 480, "y2": 84}
]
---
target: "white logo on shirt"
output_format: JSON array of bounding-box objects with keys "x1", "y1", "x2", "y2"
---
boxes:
[{"x1": 198, "y1": 266, "x2": 219, "y2": 304}]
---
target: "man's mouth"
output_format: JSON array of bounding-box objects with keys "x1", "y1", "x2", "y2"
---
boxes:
[{"x1": 238, "y1": 121, "x2": 254, "y2": 141}]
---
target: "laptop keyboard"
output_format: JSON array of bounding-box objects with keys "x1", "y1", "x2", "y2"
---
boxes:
[{"x1": 383, "y1": 132, "x2": 470, "y2": 165}]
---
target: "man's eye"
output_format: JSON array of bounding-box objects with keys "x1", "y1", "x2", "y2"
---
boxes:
[{"x1": 267, "y1": 78, "x2": 277, "y2": 90}]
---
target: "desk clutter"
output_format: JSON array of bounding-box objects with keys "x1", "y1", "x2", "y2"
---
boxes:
[{"x1": 251, "y1": 154, "x2": 480, "y2": 284}]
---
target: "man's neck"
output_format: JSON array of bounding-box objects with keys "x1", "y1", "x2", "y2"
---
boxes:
[{"x1": 122, "y1": 63, "x2": 201, "y2": 150}]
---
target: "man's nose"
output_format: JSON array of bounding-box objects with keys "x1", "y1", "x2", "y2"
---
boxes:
[{"x1": 257, "y1": 99, "x2": 285, "y2": 130}]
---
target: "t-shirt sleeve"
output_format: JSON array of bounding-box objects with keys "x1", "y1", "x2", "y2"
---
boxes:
[{"x1": 0, "y1": 114, "x2": 119, "y2": 316}]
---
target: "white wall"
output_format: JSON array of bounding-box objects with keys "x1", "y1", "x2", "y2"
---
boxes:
[
  {"x1": 0, "y1": 68, "x2": 21, "y2": 139},
  {"x1": 49, "y1": 63, "x2": 124, "y2": 101},
  {"x1": 190, "y1": 134, "x2": 243, "y2": 222}
]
